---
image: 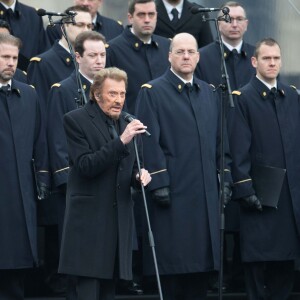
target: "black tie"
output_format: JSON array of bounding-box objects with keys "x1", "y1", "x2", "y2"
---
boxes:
[
  {"x1": 0, "y1": 85, "x2": 10, "y2": 95},
  {"x1": 185, "y1": 82, "x2": 193, "y2": 93},
  {"x1": 270, "y1": 87, "x2": 277, "y2": 99},
  {"x1": 171, "y1": 8, "x2": 179, "y2": 24},
  {"x1": 106, "y1": 119, "x2": 119, "y2": 139}
]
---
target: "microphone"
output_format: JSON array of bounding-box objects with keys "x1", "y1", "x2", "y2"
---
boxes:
[
  {"x1": 123, "y1": 113, "x2": 151, "y2": 137},
  {"x1": 37, "y1": 8, "x2": 77, "y2": 17},
  {"x1": 190, "y1": 6, "x2": 230, "y2": 14}
]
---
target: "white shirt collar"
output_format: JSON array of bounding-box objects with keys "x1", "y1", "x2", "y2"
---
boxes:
[
  {"x1": 170, "y1": 67, "x2": 193, "y2": 85},
  {"x1": 0, "y1": 79, "x2": 12, "y2": 89},
  {"x1": 222, "y1": 39, "x2": 243, "y2": 54},
  {"x1": 130, "y1": 27, "x2": 152, "y2": 44},
  {"x1": 162, "y1": 0, "x2": 184, "y2": 20},
  {"x1": 256, "y1": 75, "x2": 277, "y2": 90},
  {"x1": 1, "y1": 0, "x2": 16, "y2": 11}
]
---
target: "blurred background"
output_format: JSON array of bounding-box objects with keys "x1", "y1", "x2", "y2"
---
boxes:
[{"x1": 22, "y1": 0, "x2": 300, "y2": 90}]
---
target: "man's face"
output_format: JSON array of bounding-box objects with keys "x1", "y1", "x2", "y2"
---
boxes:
[
  {"x1": 218, "y1": 6, "x2": 248, "y2": 45},
  {"x1": 65, "y1": 11, "x2": 93, "y2": 45},
  {"x1": 76, "y1": 40, "x2": 106, "y2": 80},
  {"x1": 251, "y1": 43, "x2": 281, "y2": 84},
  {"x1": 128, "y1": 2, "x2": 157, "y2": 40},
  {"x1": 169, "y1": 34, "x2": 199, "y2": 80},
  {"x1": 0, "y1": 43, "x2": 18, "y2": 84},
  {"x1": 75, "y1": 0, "x2": 102, "y2": 18},
  {"x1": 95, "y1": 78, "x2": 126, "y2": 120}
]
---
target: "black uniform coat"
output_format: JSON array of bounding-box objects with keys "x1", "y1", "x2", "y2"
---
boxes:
[
  {"x1": 0, "y1": 79, "x2": 49, "y2": 269},
  {"x1": 135, "y1": 69, "x2": 232, "y2": 275},
  {"x1": 196, "y1": 41, "x2": 255, "y2": 90},
  {"x1": 27, "y1": 40, "x2": 74, "y2": 114},
  {"x1": 229, "y1": 77, "x2": 300, "y2": 262},
  {"x1": 46, "y1": 12, "x2": 123, "y2": 45},
  {"x1": 106, "y1": 26, "x2": 170, "y2": 114},
  {"x1": 0, "y1": 1, "x2": 50, "y2": 69},
  {"x1": 154, "y1": 0, "x2": 213, "y2": 48},
  {"x1": 59, "y1": 101, "x2": 139, "y2": 280}
]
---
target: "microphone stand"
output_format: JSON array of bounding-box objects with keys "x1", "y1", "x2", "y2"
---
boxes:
[
  {"x1": 132, "y1": 136, "x2": 164, "y2": 300},
  {"x1": 46, "y1": 14, "x2": 87, "y2": 108},
  {"x1": 201, "y1": 10, "x2": 233, "y2": 300}
]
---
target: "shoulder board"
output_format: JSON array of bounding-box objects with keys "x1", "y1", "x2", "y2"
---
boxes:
[
  {"x1": 30, "y1": 57, "x2": 41, "y2": 62},
  {"x1": 51, "y1": 83, "x2": 61, "y2": 88},
  {"x1": 105, "y1": 43, "x2": 110, "y2": 48},
  {"x1": 290, "y1": 85, "x2": 297, "y2": 90},
  {"x1": 141, "y1": 84, "x2": 152, "y2": 89},
  {"x1": 29, "y1": 85, "x2": 35, "y2": 89},
  {"x1": 232, "y1": 90, "x2": 241, "y2": 96},
  {"x1": 117, "y1": 20, "x2": 123, "y2": 26}
]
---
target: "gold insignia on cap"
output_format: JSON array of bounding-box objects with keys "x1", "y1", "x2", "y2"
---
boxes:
[
  {"x1": 83, "y1": 84, "x2": 87, "y2": 90},
  {"x1": 262, "y1": 91, "x2": 267, "y2": 97},
  {"x1": 30, "y1": 57, "x2": 41, "y2": 62},
  {"x1": 141, "y1": 84, "x2": 152, "y2": 89},
  {"x1": 135, "y1": 43, "x2": 139, "y2": 48},
  {"x1": 232, "y1": 90, "x2": 241, "y2": 96}
]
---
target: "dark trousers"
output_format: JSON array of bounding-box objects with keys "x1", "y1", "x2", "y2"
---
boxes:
[
  {"x1": 67, "y1": 276, "x2": 116, "y2": 300},
  {"x1": 244, "y1": 260, "x2": 295, "y2": 300},
  {"x1": 0, "y1": 269, "x2": 25, "y2": 300},
  {"x1": 160, "y1": 272, "x2": 211, "y2": 300}
]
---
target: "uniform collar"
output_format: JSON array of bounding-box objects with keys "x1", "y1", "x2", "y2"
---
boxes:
[
  {"x1": 220, "y1": 41, "x2": 248, "y2": 60},
  {"x1": 162, "y1": 0, "x2": 184, "y2": 19},
  {"x1": 166, "y1": 68, "x2": 200, "y2": 93},
  {"x1": 124, "y1": 26, "x2": 159, "y2": 51},
  {"x1": 252, "y1": 76, "x2": 285, "y2": 99},
  {"x1": 56, "y1": 40, "x2": 73, "y2": 66}
]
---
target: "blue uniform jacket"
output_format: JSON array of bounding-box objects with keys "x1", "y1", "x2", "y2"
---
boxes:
[
  {"x1": 106, "y1": 26, "x2": 170, "y2": 114},
  {"x1": 229, "y1": 76, "x2": 300, "y2": 262}
]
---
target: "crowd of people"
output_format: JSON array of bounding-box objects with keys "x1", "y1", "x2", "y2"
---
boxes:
[{"x1": 0, "y1": 0, "x2": 300, "y2": 300}]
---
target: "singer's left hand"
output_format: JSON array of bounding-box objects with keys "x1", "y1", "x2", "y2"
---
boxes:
[{"x1": 136, "y1": 168, "x2": 152, "y2": 186}]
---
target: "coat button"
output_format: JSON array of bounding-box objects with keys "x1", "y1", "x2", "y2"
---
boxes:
[{"x1": 117, "y1": 184, "x2": 121, "y2": 189}]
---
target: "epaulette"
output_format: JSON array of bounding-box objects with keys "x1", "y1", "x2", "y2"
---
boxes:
[
  {"x1": 29, "y1": 85, "x2": 35, "y2": 89},
  {"x1": 105, "y1": 43, "x2": 110, "y2": 48},
  {"x1": 51, "y1": 83, "x2": 61, "y2": 88},
  {"x1": 141, "y1": 83, "x2": 152, "y2": 89},
  {"x1": 290, "y1": 85, "x2": 297, "y2": 90},
  {"x1": 232, "y1": 90, "x2": 241, "y2": 96},
  {"x1": 30, "y1": 57, "x2": 41, "y2": 62},
  {"x1": 117, "y1": 20, "x2": 123, "y2": 26}
]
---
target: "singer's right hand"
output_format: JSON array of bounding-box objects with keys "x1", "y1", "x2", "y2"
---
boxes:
[{"x1": 120, "y1": 119, "x2": 147, "y2": 144}]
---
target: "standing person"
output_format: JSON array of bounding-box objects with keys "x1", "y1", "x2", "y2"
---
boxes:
[
  {"x1": 106, "y1": 0, "x2": 170, "y2": 114},
  {"x1": 27, "y1": 5, "x2": 93, "y2": 113},
  {"x1": 44, "y1": 30, "x2": 106, "y2": 296},
  {"x1": 154, "y1": 0, "x2": 213, "y2": 48},
  {"x1": 46, "y1": 0, "x2": 123, "y2": 45},
  {"x1": 229, "y1": 38, "x2": 300, "y2": 300},
  {"x1": 0, "y1": 0, "x2": 50, "y2": 70},
  {"x1": 0, "y1": 33, "x2": 49, "y2": 300},
  {"x1": 135, "y1": 32, "x2": 232, "y2": 300},
  {"x1": 58, "y1": 67, "x2": 152, "y2": 300},
  {"x1": 196, "y1": 2, "x2": 255, "y2": 290},
  {"x1": 196, "y1": 1, "x2": 255, "y2": 90}
]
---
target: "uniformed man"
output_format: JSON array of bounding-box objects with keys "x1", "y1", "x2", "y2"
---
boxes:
[
  {"x1": 27, "y1": 5, "x2": 93, "y2": 115},
  {"x1": 106, "y1": 0, "x2": 170, "y2": 114},
  {"x1": 46, "y1": 0, "x2": 123, "y2": 45},
  {"x1": 0, "y1": 33, "x2": 49, "y2": 300},
  {"x1": 0, "y1": 0, "x2": 50, "y2": 70},
  {"x1": 229, "y1": 37, "x2": 300, "y2": 300},
  {"x1": 196, "y1": 1, "x2": 255, "y2": 90},
  {"x1": 135, "y1": 32, "x2": 232, "y2": 300},
  {"x1": 154, "y1": 0, "x2": 213, "y2": 48}
]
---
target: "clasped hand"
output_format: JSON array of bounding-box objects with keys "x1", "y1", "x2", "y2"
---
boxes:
[{"x1": 136, "y1": 168, "x2": 152, "y2": 186}]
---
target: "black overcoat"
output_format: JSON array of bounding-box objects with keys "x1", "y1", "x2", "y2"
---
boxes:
[
  {"x1": 59, "y1": 101, "x2": 139, "y2": 280},
  {"x1": 229, "y1": 77, "x2": 300, "y2": 262},
  {"x1": 135, "y1": 69, "x2": 232, "y2": 275},
  {"x1": 0, "y1": 79, "x2": 49, "y2": 269}
]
